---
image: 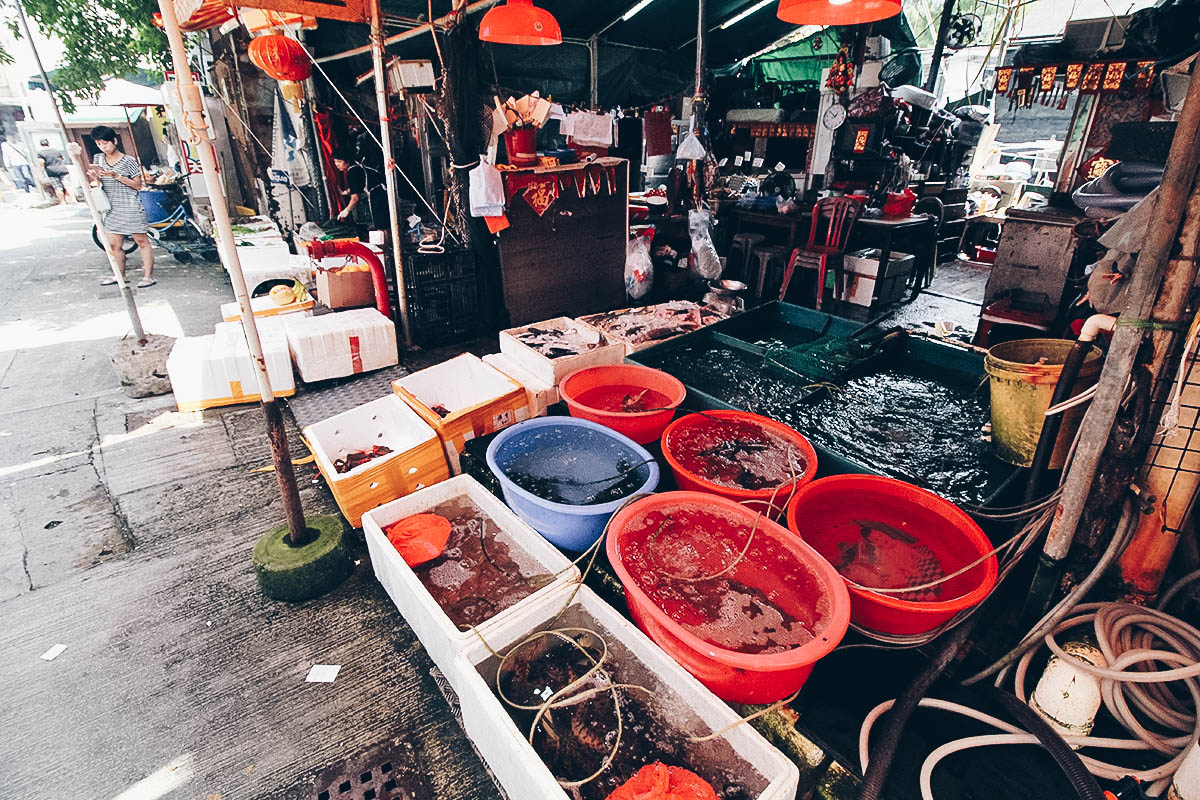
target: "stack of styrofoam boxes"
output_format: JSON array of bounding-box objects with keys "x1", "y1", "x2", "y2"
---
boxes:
[
  {"x1": 454, "y1": 585, "x2": 801, "y2": 800},
  {"x1": 227, "y1": 215, "x2": 291, "y2": 273},
  {"x1": 166, "y1": 319, "x2": 294, "y2": 412},
  {"x1": 360, "y1": 475, "x2": 580, "y2": 695},
  {"x1": 393, "y1": 353, "x2": 530, "y2": 474},
  {"x1": 282, "y1": 308, "x2": 398, "y2": 383},
  {"x1": 842, "y1": 248, "x2": 916, "y2": 307},
  {"x1": 483, "y1": 316, "x2": 626, "y2": 417},
  {"x1": 220, "y1": 294, "x2": 314, "y2": 323},
  {"x1": 303, "y1": 395, "x2": 450, "y2": 527}
]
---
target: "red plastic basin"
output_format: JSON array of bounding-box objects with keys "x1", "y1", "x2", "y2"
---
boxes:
[
  {"x1": 786, "y1": 475, "x2": 997, "y2": 637},
  {"x1": 607, "y1": 491, "x2": 850, "y2": 703},
  {"x1": 661, "y1": 409, "x2": 818, "y2": 517},
  {"x1": 560, "y1": 365, "x2": 685, "y2": 445}
]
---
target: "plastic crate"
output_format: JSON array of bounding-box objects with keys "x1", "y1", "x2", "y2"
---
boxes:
[
  {"x1": 454, "y1": 586, "x2": 800, "y2": 800},
  {"x1": 360, "y1": 474, "x2": 580, "y2": 697},
  {"x1": 303, "y1": 395, "x2": 449, "y2": 527},
  {"x1": 403, "y1": 248, "x2": 475, "y2": 285},
  {"x1": 406, "y1": 272, "x2": 483, "y2": 347}
]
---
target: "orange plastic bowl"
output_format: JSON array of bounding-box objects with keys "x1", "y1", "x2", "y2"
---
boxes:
[
  {"x1": 661, "y1": 410, "x2": 818, "y2": 517},
  {"x1": 607, "y1": 491, "x2": 850, "y2": 703},
  {"x1": 786, "y1": 475, "x2": 997, "y2": 636},
  {"x1": 560, "y1": 365, "x2": 686, "y2": 445}
]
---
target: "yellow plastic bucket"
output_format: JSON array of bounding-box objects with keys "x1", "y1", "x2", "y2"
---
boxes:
[{"x1": 984, "y1": 339, "x2": 1103, "y2": 469}]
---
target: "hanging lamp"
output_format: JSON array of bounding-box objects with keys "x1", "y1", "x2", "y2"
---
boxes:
[
  {"x1": 479, "y1": 0, "x2": 562, "y2": 46},
  {"x1": 777, "y1": 0, "x2": 901, "y2": 26},
  {"x1": 248, "y1": 33, "x2": 313, "y2": 82}
]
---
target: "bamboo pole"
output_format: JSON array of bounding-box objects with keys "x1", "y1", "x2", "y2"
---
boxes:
[
  {"x1": 14, "y1": 0, "x2": 146, "y2": 344},
  {"x1": 371, "y1": 0, "x2": 412, "y2": 345},
  {"x1": 316, "y1": 0, "x2": 501, "y2": 64},
  {"x1": 1032, "y1": 60, "x2": 1200, "y2": 608},
  {"x1": 156, "y1": 0, "x2": 310, "y2": 546}
]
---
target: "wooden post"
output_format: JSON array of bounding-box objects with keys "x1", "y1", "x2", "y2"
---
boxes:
[
  {"x1": 15, "y1": 0, "x2": 146, "y2": 344},
  {"x1": 1032, "y1": 60, "x2": 1200, "y2": 611},
  {"x1": 370, "y1": 0, "x2": 413, "y2": 345},
  {"x1": 692, "y1": 0, "x2": 709, "y2": 139},
  {"x1": 157, "y1": 0, "x2": 310, "y2": 546},
  {"x1": 588, "y1": 35, "x2": 600, "y2": 108}
]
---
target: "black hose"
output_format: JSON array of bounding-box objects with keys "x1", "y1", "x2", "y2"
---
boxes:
[
  {"x1": 987, "y1": 688, "x2": 1106, "y2": 800},
  {"x1": 1023, "y1": 339, "x2": 1093, "y2": 505},
  {"x1": 856, "y1": 613, "x2": 983, "y2": 800}
]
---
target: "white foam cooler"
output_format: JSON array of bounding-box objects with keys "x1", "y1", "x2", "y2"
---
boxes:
[
  {"x1": 166, "y1": 319, "x2": 294, "y2": 411},
  {"x1": 283, "y1": 308, "x2": 398, "y2": 383}
]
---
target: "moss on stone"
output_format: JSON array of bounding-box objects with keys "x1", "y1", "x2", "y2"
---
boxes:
[{"x1": 252, "y1": 514, "x2": 353, "y2": 602}]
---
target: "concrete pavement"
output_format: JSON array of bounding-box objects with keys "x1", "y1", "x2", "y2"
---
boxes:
[{"x1": 0, "y1": 203, "x2": 501, "y2": 798}]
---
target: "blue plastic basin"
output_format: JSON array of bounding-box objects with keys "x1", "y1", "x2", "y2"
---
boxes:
[{"x1": 486, "y1": 417, "x2": 660, "y2": 551}]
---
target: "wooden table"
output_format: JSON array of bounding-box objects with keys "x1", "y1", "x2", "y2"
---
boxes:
[{"x1": 731, "y1": 207, "x2": 811, "y2": 252}]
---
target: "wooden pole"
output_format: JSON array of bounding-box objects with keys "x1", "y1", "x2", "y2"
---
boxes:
[
  {"x1": 15, "y1": 0, "x2": 146, "y2": 344},
  {"x1": 370, "y1": 0, "x2": 412, "y2": 345},
  {"x1": 1031, "y1": 60, "x2": 1200, "y2": 611},
  {"x1": 156, "y1": 0, "x2": 310, "y2": 546},
  {"x1": 924, "y1": 0, "x2": 956, "y2": 94},
  {"x1": 588, "y1": 35, "x2": 600, "y2": 108},
  {"x1": 693, "y1": 0, "x2": 709, "y2": 137}
]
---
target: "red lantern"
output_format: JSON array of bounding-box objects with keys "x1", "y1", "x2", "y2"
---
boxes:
[
  {"x1": 777, "y1": 0, "x2": 901, "y2": 26},
  {"x1": 248, "y1": 34, "x2": 313, "y2": 82},
  {"x1": 479, "y1": 0, "x2": 562, "y2": 46}
]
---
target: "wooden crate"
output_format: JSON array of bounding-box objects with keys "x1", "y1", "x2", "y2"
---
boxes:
[
  {"x1": 304, "y1": 395, "x2": 449, "y2": 527},
  {"x1": 393, "y1": 353, "x2": 530, "y2": 473},
  {"x1": 497, "y1": 316, "x2": 625, "y2": 386},
  {"x1": 166, "y1": 321, "x2": 294, "y2": 412}
]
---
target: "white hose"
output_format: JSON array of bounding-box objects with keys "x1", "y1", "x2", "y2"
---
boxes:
[{"x1": 861, "y1": 602, "x2": 1200, "y2": 799}]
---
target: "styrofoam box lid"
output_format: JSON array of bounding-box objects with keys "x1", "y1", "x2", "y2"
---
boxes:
[
  {"x1": 214, "y1": 318, "x2": 289, "y2": 350},
  {"x1": 304, "y1": 394, "x2": 440, "y2": 481},
  {"x1": 396, "y1": 353, "x2": 520, "y2": 416},
  {"x1": 282, "y1": 307, "x2": 393, "y2": 339},
  {"x1": 454, "y1": 586, "x2": 799, "y2": 800}
]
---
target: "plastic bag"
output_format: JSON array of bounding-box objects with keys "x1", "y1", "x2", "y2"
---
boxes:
[
  {"x1": 676, "y1": 129, "x2": 707, "y2": 160},
  {"x1": 469, "y1": 157, "x2": 505, "y2": 218},
  {"x1": 625, "y1": 229, "x2": 655, "y2": 299},
  {"x1": 688, "y1": 209, "x2": 722, "y2": 280}
]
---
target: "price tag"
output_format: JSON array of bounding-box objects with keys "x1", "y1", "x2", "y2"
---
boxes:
[
  {"x1": 775, "y1": 161, "x2": 787, "y2": 172},
  {"x1": 752, "y1": 157, "x2": 764, "y2": 168},
  {"x1": 733, "y1": 155, "x2": 744, "y2": 166},
  {"x1": 743, "y1": 150, "x2": 752, "y2": 161},
  {"x1": 719, "y1": 158, "x2": 728, "y2": 167}
]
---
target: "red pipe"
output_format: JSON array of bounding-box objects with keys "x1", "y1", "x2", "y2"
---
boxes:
[{"x1": 304, "y1": 238, "x2": 392, "y2": 318}]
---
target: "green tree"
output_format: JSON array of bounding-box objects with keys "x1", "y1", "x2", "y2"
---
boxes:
[{"x1": 6, "y1": 0, "x2": 169, "y2": 110}]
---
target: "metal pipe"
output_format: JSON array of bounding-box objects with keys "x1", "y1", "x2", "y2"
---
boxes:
[
  {"x1": 924, "y1": 0, "x2": 956, "y2": 94},
  {"x1": 156, "y1": 0, "x2": 310, "y2": 546},
  {"x1": 304, "y1": 237, "x2": 391, "y2": 317},
  {"x1": 370, "y1": 0, "x2": 412, "y2": 345},
  {"x1": 315, "y1": 0, "x2": 500, "y2": 63},
  {"x1": 1037, "y1": 62, "x2": 1200, "y2": 605},
  {"x1": 15, "y1": 0, "x2": 146, "y2": 343}
]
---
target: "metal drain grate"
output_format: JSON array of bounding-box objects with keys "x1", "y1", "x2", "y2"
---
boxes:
[
  {"x1": 428, "y1": 667, "x2": 512, "y2": 800},
  {"x1": 307, "y1": 737, "x2": 430, "y2": 800}
]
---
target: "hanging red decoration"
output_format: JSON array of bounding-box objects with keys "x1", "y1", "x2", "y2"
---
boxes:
[
  {"x1": 248, "y1": 34, "x2": 313, "y2": 82},
  {"x1": 479, "y1": 0, "x2": 562, "y2": 46},
  {"x1": 151, "y1": 0, "x2": 234, "y2": 31},
  {"x1": 777, "y1": 0, "x2": 901, "y2": 26},
  {"x1": 994, "y1": 66, "x2": 1014, "y2": 94},
  {"x1": 825, "y1": 43, "x2": 855, "y2": 95}
]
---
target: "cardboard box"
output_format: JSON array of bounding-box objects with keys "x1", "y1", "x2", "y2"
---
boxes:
[
  {"x1": 316, "y1": 267, "x2": 375, "y2": 310},
  {"x1": 283, "y1": 308, "x2": 398, "y2": 383}
]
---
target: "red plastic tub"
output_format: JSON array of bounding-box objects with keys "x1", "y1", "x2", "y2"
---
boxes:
[
  {"x1": 607, "y1": 491, "x2": 850, "y2": 703},
  {"x1": 504, "y1": 128, "x2": 538, "y2": 166},
  {"x1": 661, "y1": 409, "x2": 818, "y2": 517},
  {"x1": 560, "y1": 365, "x2": 685, "y2": 445},
  {"x1": 786, "y1": 475, "x2": 997, "y2": 637}
]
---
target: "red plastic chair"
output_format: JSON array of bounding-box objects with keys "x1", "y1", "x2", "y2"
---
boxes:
[{"x1": 779, "y1": 197, "x2": 862, "y2": 309}]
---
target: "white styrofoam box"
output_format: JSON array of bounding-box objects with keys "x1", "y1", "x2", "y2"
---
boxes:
[
  {"x1": 231, "y1": 241, "x2": 292, "y2": 269},
  {"x1": 283, "y1": 308, "x2": 398, "y2": 383},
  {"x1": 843, "y1": 273, "x2": 908, "y2": 307},
  {"x1": 843, "y1": 248, "x2": 915, "y2": 279},
  {"x1": 167, "y1": 319, "x2": 294, "y2": 410},
  {"x1": 482, "y1": 353, "x2": 558, "y2": 417},
  {"x1": 498, "y1": 316, "x2": 625, "y2": 386},
  {"x1": 361, "y1": 475, "x2": 580, "y2": 697},
  {"x1": 220, "y1": 294, "x2": 314, "y2": 322},
  {"x1": 304, "y1": 394, "x2": 442, "y2": 483},
  {"x1": 454, "y1": 586, "x2": 800, "y2": 800}
]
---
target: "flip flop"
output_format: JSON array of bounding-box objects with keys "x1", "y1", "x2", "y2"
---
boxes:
[
  {"x1": 137, "y1": 279, "x2": 157, "y2": 288},
  {"x1": 99, "y1": 277, "x2": 118, "y2": 286}
]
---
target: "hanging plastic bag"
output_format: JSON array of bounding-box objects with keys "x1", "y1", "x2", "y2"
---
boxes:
[
  {"x1": 625, "y1": 228, "x2": 655, "y2": 300},
  {"x1": 676, "y1": 128, "x2": 707, "y2": 160},
  {"x1": 688, "y1": 209, "x2": 722, "y2": 280},
  {"x1": 468, "y1": 156, "x2": 505, "y2": 218}
]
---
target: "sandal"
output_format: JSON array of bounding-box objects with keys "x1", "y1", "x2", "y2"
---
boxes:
[
  {"x1": 99, "y1": 277, "x2": 118, "y2": 286},
  {"x1": 137, "y1": 278, "x2": 157, "y2": 288}
]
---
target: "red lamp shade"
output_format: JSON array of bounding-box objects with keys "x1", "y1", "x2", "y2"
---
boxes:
[
  {"x1": 248, "y1": 34, "x2": 313, "y2": 82},
  {"x1": 777, "y1": 0, "x2": 901, "y2": 26},
  {"x1": 479, "y1": 0, "x2": 562, "y2": 46}
]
